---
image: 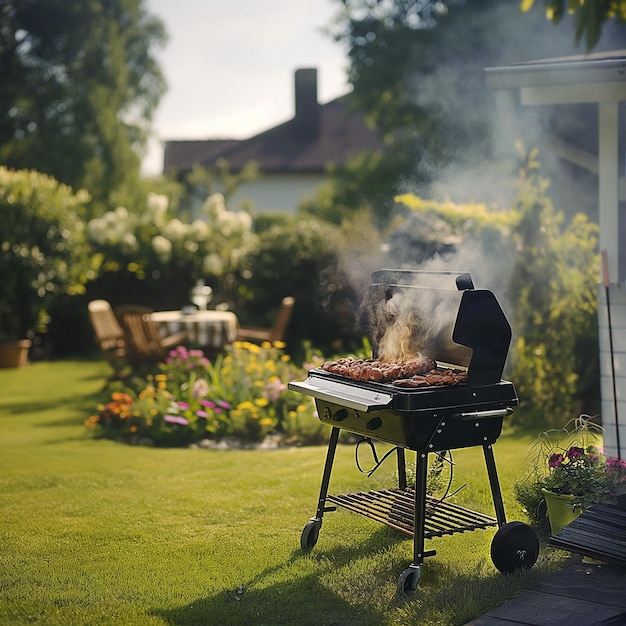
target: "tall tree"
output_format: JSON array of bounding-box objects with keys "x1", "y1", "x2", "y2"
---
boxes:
[
  {"x1": 325, "y1": 0, "x2": 624, "y2": 219},
  {"x1": 0, "y1": 0, "x2": 166, "y2": 210}
]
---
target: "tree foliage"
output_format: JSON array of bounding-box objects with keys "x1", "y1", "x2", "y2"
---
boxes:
[
  {"x1": 0, "y1": 0, "x2": 166, "y2": 210},
  {"x1": 322, "y1": 0, "x2": 623, "y2": 225},
  {"x1": 520, "y1": 0, "x2": 626, "y2": 50}
]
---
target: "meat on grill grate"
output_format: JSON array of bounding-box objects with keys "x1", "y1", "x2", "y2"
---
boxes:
[
  {"x1": 320, "y1": 356, "x2": 468, "y2": 387},
  {"x1": 321, "y1": 356, "x2": 434, "y2": 382}
]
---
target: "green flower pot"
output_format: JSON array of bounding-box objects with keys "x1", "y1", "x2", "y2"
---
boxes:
[{"x1": 541, "y1": 488, "x2": 582, "y2": 535}]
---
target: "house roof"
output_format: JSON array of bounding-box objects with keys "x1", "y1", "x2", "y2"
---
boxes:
[{"x1": 163, "y1": 94, "x2": 388, "y2": 176}]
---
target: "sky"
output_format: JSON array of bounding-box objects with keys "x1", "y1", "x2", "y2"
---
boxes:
[{"x1": 142, "y1": 0, "x2": 351, "y2": 175}]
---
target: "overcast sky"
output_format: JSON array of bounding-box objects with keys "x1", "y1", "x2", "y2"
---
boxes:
[{"x1": 143, "y1": 0, "x2": 350, "y2": 175}]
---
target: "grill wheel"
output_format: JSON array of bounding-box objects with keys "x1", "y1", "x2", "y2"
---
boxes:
[
  {"x1": 300, "y1": 518, "x2": 321, "y2": 552},
  {"x1": 490, "y1": 521, "x2": 540, "y2": 573}
]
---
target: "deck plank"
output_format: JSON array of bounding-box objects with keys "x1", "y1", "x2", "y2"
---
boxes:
[{"x1": 462, "y1": 560, "x2": 626, "y2": 626}]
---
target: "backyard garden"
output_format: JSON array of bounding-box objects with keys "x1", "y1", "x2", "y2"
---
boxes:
[
  {"x1": 0, "y1": 151, "x2": 613, "y2": 624},
  {"x1": 1, "y1": 358, "x2": 572, "y2": 626}
]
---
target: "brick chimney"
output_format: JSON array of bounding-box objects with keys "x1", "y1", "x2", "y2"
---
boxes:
[{"x1": 294, "y1": 68, "x2": 319, "y2": 141}]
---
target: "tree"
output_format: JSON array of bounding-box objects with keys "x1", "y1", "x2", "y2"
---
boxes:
[
  {"x1": 321, "y1": 0, "x2": 623, "y2": 223},
  {"x1": 521, "y1": 0, "x2": 626, "y2": 50},
  {"x1": 0, "y1": 0, "x2": 166, "y2": 210}
]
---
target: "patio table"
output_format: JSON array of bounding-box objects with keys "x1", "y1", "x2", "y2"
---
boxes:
[{"x1": 151, "y1": 309, "x2": 238, "y2": 351}]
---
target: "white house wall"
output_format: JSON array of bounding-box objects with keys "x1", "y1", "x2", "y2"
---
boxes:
[
  {"x1": 598, "y1": 284, "x2": 626, "y2": 458},
  {"x1": 226, "y1": 173, "x2": 326, "y2": 214}
]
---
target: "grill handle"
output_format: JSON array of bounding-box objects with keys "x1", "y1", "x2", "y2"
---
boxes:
[{"x1": 455, "y1": 408, "x2": 513, "y2": 421}]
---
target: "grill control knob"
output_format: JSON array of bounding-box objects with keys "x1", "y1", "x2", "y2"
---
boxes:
[
  {"x1": 366, "y1": 416, "x2": 383, "y2": 431},
  {"x1": 333, "y1": 408, "x2": 349, "y2": 422}
]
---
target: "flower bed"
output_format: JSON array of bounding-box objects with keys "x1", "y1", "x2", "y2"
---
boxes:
[{"x1": 85, "y1": 341, "x2": 326, "y2": 447}]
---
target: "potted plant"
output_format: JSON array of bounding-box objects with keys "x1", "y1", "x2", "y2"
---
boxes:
[
  {"x1": 514, "y1": 415, "x2": 626, "y2": 535},
  {"x1": 0, "y1": 167, "x2": 92, "y2": 365}
]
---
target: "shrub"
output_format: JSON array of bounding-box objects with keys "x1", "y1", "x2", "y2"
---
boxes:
[
  {"x1": 0, "y1": 167, "x2": 93, "y2": 342},
  {"x1": 393, "y1": 148, "x2": 600, "y2": 428},
  {"x1": 233, "y1": 214, "x2": 379, "y2": 357}
]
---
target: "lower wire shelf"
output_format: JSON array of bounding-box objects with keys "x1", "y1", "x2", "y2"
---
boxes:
[{"x1": 326, "y1": 487, "x2": 498, "y2": 539}]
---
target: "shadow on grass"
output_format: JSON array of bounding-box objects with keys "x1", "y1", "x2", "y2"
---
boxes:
[{"x1": 153, "y1": 526, "x2": 407, "y2": 626}]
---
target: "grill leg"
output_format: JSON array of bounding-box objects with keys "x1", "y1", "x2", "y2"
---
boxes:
[
  {"x1": 483, "y1": 443, "x2": 507, "y2": 527},
  {"x1": 301, "y1": 426, "x2": 340, "y2": 552},
  {"x1": 413, "y1": 451, "x2": 429, "y2": 564},
  {"x1": 396, "y1": 447, "x2": 407, "y2": 490},
  {"x1": 314, "y1": 426, "x2": 340, "y2": 519},
  {"x1": 398, "y1": 450, "x2": 430, "y2": 595}
]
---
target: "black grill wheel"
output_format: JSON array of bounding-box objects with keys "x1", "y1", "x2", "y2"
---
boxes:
[
  {"x1": 300, "y1": 518, "x2": 321, "y2": 552},
  {"x1": 491, "y1": 521, "x2": 540, "y2": 573}
]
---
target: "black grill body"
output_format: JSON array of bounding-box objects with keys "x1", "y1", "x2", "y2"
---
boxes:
[{"x1": 289, "y1": 270, "x2": 539, "y2": 595}]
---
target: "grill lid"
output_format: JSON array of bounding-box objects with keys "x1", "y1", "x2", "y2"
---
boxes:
[{"x1": 358, "y1": 270, "x2": 511, "y2": 386}]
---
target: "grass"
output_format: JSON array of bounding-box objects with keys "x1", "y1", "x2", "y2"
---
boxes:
[{"x1": 0, "y1": 360, "x2": 569, "y2": 625}]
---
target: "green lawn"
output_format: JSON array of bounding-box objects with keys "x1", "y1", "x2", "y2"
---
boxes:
[{"x1": 0, "y1": 360, "x2": 567, "y2": 625}]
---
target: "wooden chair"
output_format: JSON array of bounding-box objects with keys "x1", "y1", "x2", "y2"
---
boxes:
[
  {"x1": 115, "y1": 305, "x2": 187, "y2": 366},
  {"x1": 87, "y1": 299, "x2": 128, "y2": 379},
  {"x1": 236, "y1": 296, "x2": 295, "y2": 344}
]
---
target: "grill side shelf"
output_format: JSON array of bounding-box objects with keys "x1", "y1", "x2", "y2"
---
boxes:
[
  {"x1": 326, "y1": 488, "x2": 497, "y2": 539},
  {"x1": 288, "y1": 379, "x2": 392, "y2": 412}
]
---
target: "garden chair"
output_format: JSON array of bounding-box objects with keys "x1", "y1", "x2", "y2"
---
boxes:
[
  {"x1": 236, "y1": 296, "x2": 295, "y2": 344},
  {"x1": 115, "y1": 305, "x2": 187, "y2": 366},
  {"x1": 87, "y1": 299, "x2": 128, "y2": 379}
]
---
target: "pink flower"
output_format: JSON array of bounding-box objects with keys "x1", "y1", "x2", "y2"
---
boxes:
[
  {"x1": 548, "y1": 453, "x2": 564, "y2": 468},
  {"x1": 164, "y1": 414, "x2": 189, "y2": 426}
]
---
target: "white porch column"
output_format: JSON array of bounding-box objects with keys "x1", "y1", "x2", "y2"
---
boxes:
[{"x1": 598, "y1": 100, "x2": 624, "y2": 459}]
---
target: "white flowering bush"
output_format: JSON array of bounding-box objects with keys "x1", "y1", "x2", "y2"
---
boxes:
[{"x1": 86, "y1": 191, "x2": 257, "y2": 300}]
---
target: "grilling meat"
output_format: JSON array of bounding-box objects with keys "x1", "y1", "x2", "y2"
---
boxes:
[
  {"x1": 392, "y1": 369, "x2": 468, "y2": 388},
  {"x1": 320, "y1": 356, "x2": 468, "y2": 387},
  {"x1": 321, "y1": 356, "x2": 436, "y2": 383}
]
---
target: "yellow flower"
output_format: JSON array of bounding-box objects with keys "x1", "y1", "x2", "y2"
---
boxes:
[
  {"x1": 237, "y1": 401, "x2": 255, "y2": 411},
  {"x1": 261, "y1": 341, "x2": 272, "y2": 349},
  {"x1": 273, "y1": 341, "x2": 286, "y2": 349},
  {"x1": 259, "y1": 418, "x2": 273, "y2": 426},
  {"x1": 288, "y1": 411, "x2": 297, "y2": 419},
  {"x1": 255, "y1": 397, "x2": 270, "y2": 407},
  {"x1": 280, "y1": 354, "x2": 291, "y2": 362}
]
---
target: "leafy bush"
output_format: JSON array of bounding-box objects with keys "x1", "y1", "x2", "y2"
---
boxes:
[
  {"x1": 86, "y1": 342, "x2": 326, "y2": 446},
  {"x1": 233, "y1": 214, "x2": 381, "y2": 357},
  {"x1": 0, "y1": 167, "x2": 93, "y2": 341},
  {"x1": 393, "y1": 148, "x2": 600, "y2": 428}
]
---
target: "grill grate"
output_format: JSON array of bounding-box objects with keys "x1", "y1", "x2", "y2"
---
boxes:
[{"x1": 327, "y1": 488, "x2": 497, "y2": 538}]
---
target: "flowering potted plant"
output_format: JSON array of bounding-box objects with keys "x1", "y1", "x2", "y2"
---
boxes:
[{"x1": 515, "y1": 416, "x2": 626, "y2": 535}]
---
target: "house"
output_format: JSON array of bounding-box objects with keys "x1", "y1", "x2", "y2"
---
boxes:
[
  {"x1": 485, "y1": 50, "x2": 626, "y2": 459},
  {"x1": 163, "y1": 68, "x2": 388, "y2": 213}
]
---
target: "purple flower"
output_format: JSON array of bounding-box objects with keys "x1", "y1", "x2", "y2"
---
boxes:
[
  {"x1": 164, "y1": 414, "x2": 190, "y2": 426},
  {"x1": 195, "y1": 410, "x2": 208, "y2": 418},
  {"x1": 566, "y1": 446, "x2": 584, "y2": 460},
  {"x1": 200, "y1": 400, "x2": 216, "y2": 409},
  {"x1": 548, "y1": 453, "x2": 564, "y2": 468},
  {"x1": 177, "y1": 401, "x2": 190, "y2": 410}
]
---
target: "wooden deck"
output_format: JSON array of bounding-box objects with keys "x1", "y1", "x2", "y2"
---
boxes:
[{"x1": 462, "y1": 558, "x2": 626, "y2": 625}]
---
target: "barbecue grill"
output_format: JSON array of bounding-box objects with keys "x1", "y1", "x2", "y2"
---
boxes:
[{"x1": 289, "y1": 269, "x2": 539, "y2": 594}]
